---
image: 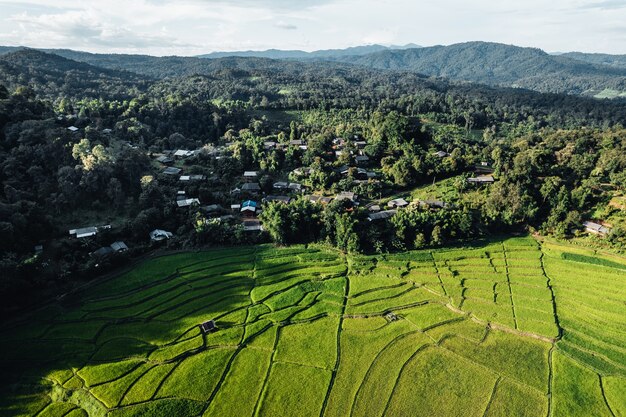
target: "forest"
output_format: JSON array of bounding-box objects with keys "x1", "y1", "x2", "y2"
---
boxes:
[{"x1": 1, "y1": 47, "x2": 626, "y2": 313}]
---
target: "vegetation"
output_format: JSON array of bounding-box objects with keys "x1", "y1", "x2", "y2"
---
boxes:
[{"x1": 1, "y1": 237, "x2": 625, "y2": 416}]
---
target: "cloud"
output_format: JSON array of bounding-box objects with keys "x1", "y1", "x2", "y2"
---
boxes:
[
  {"x1": 274, "y1": 20, "x2": 297, "y2": 30},
  {"x1": 579, "y1": 0, "x2": 626, "y2": 9}
]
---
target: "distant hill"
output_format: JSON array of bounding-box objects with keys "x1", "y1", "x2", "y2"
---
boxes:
[
  {"x1": 561, "y1": 52, "x2": 626, "y2": 70},
  {"x1": 326, "y1": 42, "x2": 626, "y2": 97},
  {"x1": 0, "y1": 49, "x2": 149, "y2": 98},
  {"x1": 196, "y1": 44, "x2": 421, "y2": 60}
]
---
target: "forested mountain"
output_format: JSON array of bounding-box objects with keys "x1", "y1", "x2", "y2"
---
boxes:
[
  {"x1": 0, "y1": 49, "x2": 148, "y2": 99},
  {"x1": 561, "y1": 51, "x2": 626, "y2": 69},
  {"x1": 327, "y1": 41, "x2": 626, "y2": 96},
  {"x1": 196, "y1": 43, "x2": 421, "y2": 59}
]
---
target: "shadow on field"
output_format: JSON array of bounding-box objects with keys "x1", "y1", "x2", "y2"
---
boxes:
[{"x1": 0, "y1": 246, "x2": 262, "y2": 416}]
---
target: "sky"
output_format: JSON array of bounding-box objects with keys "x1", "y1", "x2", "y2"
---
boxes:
[{"x1": 0, "y1": 0, "x2": 625, "y2": 56}]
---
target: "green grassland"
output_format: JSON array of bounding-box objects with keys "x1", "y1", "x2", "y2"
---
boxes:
[{"x1": 1, "y1": 237, "x2": 625, "y2": 416}]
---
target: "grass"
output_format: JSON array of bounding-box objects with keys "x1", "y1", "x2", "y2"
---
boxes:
[{"x1": 1, "y1": 238, "x2": 626, "y2": 416}]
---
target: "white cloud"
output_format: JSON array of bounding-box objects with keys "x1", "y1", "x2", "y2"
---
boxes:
[{"x1": 0, "y1": 0, "x2": 625, "y2": 55}]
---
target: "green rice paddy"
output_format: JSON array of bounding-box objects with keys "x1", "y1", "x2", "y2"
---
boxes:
[{"x1": 1, "y1": 237, "x2": 625, "y2": 416}]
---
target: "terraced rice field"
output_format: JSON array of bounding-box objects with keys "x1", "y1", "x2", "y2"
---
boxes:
[{"x1": 1, "y1": 237, "x2": 625, "y2": 417}]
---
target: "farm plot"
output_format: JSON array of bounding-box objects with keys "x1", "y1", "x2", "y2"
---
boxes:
[{"x1": 1, "y1": 238, "x2": 625, "y2": 417}]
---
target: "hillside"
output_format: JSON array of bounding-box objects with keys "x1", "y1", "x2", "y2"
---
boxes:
[
  {"x1": 562, "y1": 51, "x2": 626, "y2": 69},
  {"x1": 196, "y1": 43, "x2": 421, "y2": 59},
  {"x1": 0, "y1": 49, "x2": 149, "y2": 99},
  {"x1": 1, "y1": 237, "x2": 625, "y2": 416},
  {"x1": 329, "y1": 41, "x2": 626, "y2": 96}
]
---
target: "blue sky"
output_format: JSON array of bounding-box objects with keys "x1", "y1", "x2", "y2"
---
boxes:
[{"x1": 0, "y1": 0, "x2": 625, "y2": 55}]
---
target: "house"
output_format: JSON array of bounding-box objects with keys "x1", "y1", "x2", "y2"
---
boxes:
[
  {"x1": 179, "y1": 175, "x2": 206, "y2": 182},
  {"x1": 387, "y1": 198, "x2": 409, "y2": 208},
  {"x1": 150, "y1": 229, "x2": 173, "y2": 241},
  {"x1": 201, "y1": 204, "x2": 223, "y2": 214},
  {"x1": 583, "y1": 221, "x2": 611, "y2": 236},
  {"x1": 307, "y1": 195, "x2": 334, "y2": 204},
  {"x1": 288, "y1": 183, "x2": 303, "y2": 193},
  {"x1": 355, "y1": 141, "x2": 367, "y2": 149},
  {"x1": 241, "y1": 200, "x2": 258, "y2": 216},
  {"x1": 110, "y1": 241, "x2": 129, "y2": 252},
  {"x1": 368, "y1": 210, "x2": 397, "y2": 221},
  {"x1": 467, "y1": 175, "x2": 495, "y2": 184},
  {"x1": 289, "y1": 140, "x2": 303, "y2": 146},
  {"x1": 264, "y1": 141, "x2": 277, "y2": 150},
  {"x1": 91, "y1": 246, "x2": 114, "y2": 258},
  {"x1": 292, "y1": 167, "x2": 312, "y2": 177},
  {"x1": 243, "y1": 219, "x2": 263, "y2": 231},
  {"x1": 102, "y1": 128, "x2": 113, "y2": 134},
  {"x1": 242, "y1": 182, "x2": 261, "y2": 193},
  {"x1": 69, "y1": 225, "x2": 111, "y2": 239},
  {"x1": 163, "y1": 167, "x2": 182, "y2": 176},
  {"x1": 369, "y1": 205, "x2": 381, "y2": 212},
  {"x1": 177, "y1": 198, "x2": 200, "y2": 208},
  {"x1": 200, "y1": 320, "x2": 217, "y2": 333},
  {"x1": 67, "y1": 126, "x2": 79, "y2": 132},
  {"x1": 474, "y1": 164, "x2": 494, "y2": 174},
  {"x1": 273, "y1": 181, "x2": 289, "y2": 190},
  {"x1": 243, "y1": 171, "x2": 259, "y2": 180},
  {"x1": 337, "y1": 165, "x2": 351, "y2": 175},
  {"x1": 173, "y1": 149, "x2": 195, "y2": 158},
  {"x1": 265, "y1": 195, "x2": 291, "y2": 204},
  {"x1": 156, "y1": 155, "x2": 174, "y2": 165},
  {"x1": 230, "y1": 204, "x2": 241, "y2": 211},
  {"x1": 433, "y1": 151, "x2": 449, "y2": 158},
  {"x1": 336, "y1": 191, "x2": 357, "y2": 202},
  {"x1": 355, "y1": 155, "x2": 370, "y2": 164}
]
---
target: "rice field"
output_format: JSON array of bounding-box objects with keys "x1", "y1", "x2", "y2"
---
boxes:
[{"x1": 0, "y1": 237, "x2": 624, "y2": 417}]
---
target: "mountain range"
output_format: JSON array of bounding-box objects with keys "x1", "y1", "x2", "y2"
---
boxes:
[{"x1": 1, "y1": 41, "x2": 626, "y2": 98}]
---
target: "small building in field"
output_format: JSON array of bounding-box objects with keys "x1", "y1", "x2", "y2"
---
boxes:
[
  {"x1": 467, "y1": 175, "x2": 495, "y2": 184},
  {"x1": 387, "y1": 198, "x2": 409, "y2": 209},
  {"x1": 150, "y1": 229, "x2": 173, "y2": 241},
  {"x1": 583, "y1": 221, "x2": 611, "y2": 236},
  {"x1": 200, "y1": 320, "x2": 217, "y2": 333},
  {"x1": 368, "y1": 210, "x2": 397, "y2": 221}
]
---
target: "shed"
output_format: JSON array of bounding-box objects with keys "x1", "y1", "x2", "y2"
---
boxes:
[
  {"x1": 243, "y1": 219, "x2": 263, "y2": 231},
  {"x1": 92, "y1": 246, "x2": 114, "y2": 258},
  {"x1": 433, "y1": 151, "x2": 449, "y2": 158},
  {"x1": 156, "y1": 155, "x2": 174, "y2": 165},
  {"x1": 583, "y1": 221, "x2": 611, "y2": 236},
  {"x1": 356, "y1": 155, "x2": 370, "y2": 164},
  {"x1": 336, "y1": 191, "x2": 357, "y2": 202},
  {"x1": 467, "y1": 175, "x2": 495, "y2": 184},
  {"x1": 67, "y1": 126, "x2": 79, "y2": 132},
  {"x1": 200, "y1": 320, "x2": 217, "y2": 333},
  {"x1": 243, "y1": 171, "x2": 258, "y2": 179},
  {"x1": 273, "y1": 181, "x2": 289, "y2": 189},
  {"x1": 288, "y1": 183, "x2": 303, "y2": 192},
  {"x1": 242, "y1": 182, "x2": 261, "y2": 192}
]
